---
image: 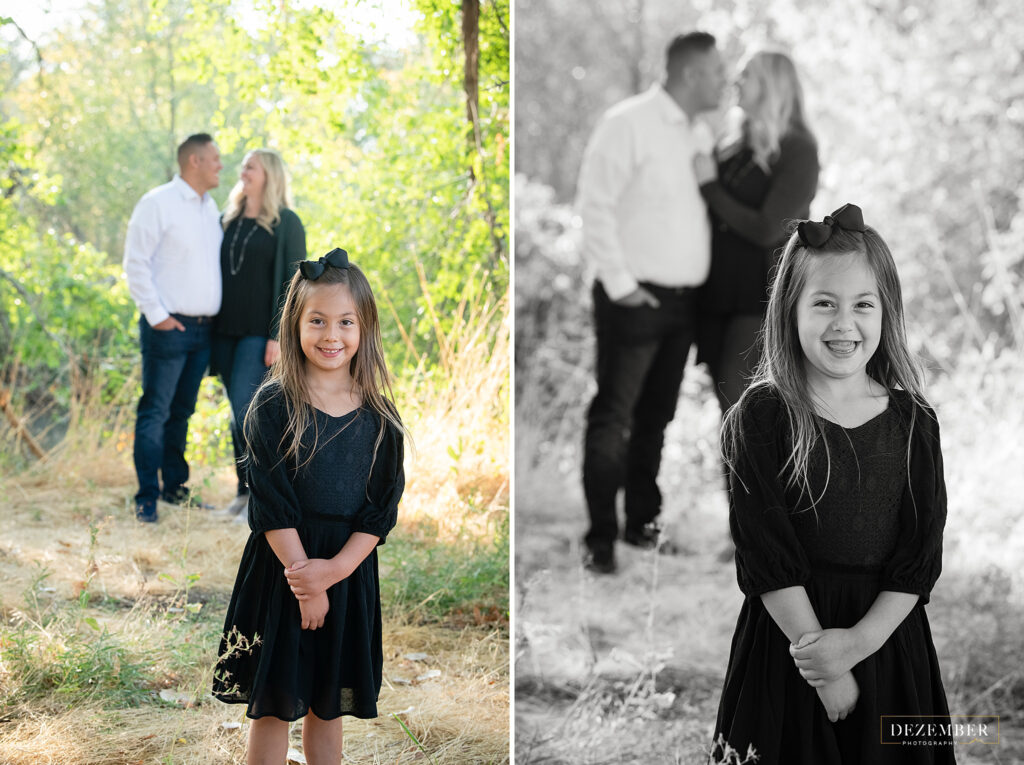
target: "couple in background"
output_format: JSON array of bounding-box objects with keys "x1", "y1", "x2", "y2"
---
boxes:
[
  {"x1": 577, "y1": 32, "x2": 819, "y2": 573},
  {"x1": 123, "y1": 135, "x2": 306, "y2": 523}
]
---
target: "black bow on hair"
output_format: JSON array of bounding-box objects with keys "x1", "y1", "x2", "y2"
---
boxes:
[
  {"x1": 796, "y1": 204, "x2": 867, "y2": 248},
  {"x1": 299, "y1": 248, "x2": 349, "y2": 280}
]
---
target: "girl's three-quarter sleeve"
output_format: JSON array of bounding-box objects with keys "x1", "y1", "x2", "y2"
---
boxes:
[
  {"x1": 729, "y1": 392, "x2": 812, "y2": 596},
  {"x1": 881, "y1": 405, "x2": 947, "y2": 603},
  {"x1": 244, "y1": 387, "x2": 303, "y2": 534},
  {"x1": 353, "y1": 418, "x2": 405, "y2": 545}
]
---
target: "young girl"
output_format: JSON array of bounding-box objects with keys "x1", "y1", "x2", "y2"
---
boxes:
[
  {"x1": 710, "y1": 205, "x2": 954, "y2": 764},
  {"x1": 213, "y1": 247, "x2": 406, "y2": 765}
]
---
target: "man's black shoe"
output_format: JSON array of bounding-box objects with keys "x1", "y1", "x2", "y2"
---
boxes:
[
  {"x1": 622, "y1": 524, "x2": 660, "y2": 550},
  {"x1": 161, "y1": 486, "x2": 214, "y2": 510},
  {"x1": 584, "y1": 546, "x2": 617, "y2": 575},
  {"x1": 135, "y1": 500, "x2": 158, "y2": 523}
]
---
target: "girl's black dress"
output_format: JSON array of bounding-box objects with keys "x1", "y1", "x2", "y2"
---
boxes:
[
  {"x1": 213, "y1": 384, "x2": 404, "y2": 721},
  {"x1": 711, "y1": 387, "x2": 955, "y2": 764}
]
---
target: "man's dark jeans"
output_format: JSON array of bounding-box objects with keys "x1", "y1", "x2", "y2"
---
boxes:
[
  {"x1": 133, "y1": 315, "x2": 212, "y2": 506},
  {"x1": 582, "y1": 281, "x2": 697, "y2": 553}
]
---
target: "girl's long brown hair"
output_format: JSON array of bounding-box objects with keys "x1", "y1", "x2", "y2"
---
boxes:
[
  {"x1": 244, "y1": 260, "x2": 407, "y2": 476},
  {"x1": 723, "y1": 221, "x2": 932, "y2": 512}
]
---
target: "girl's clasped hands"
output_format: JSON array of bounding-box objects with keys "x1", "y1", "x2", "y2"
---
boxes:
[
  {"x1": 790, "y1": 628, "x2": 869, "y2": 723},
  {"x1": 284, "y1": 559, "x2": 338, "y2": 631}
]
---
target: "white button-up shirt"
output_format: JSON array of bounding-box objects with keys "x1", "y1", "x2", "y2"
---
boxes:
[
  {"x1": 123, "y1": 174, "x2": 223, "y2": 326},
  {"x1": 576, "y1": 83, "x2": 712, "y2": 300}
]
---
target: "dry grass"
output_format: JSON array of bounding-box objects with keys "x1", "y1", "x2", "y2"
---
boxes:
[
  {"x1": 0, "y1": 292, "x2": 510, "y2": 763},
  {"x1": 396, "y1": 268, "x2": 510, "y2": 545},
  {"x1": 514, "y1": 385, "x2": 737, "y2": 765}
]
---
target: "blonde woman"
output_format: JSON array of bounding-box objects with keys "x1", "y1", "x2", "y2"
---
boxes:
[
  {"x1": 212, "y1": 149, "x2": 307, "y2": 517},
  {"x1": 693, "y1": 49, "x2": 819, "y2": 415}
]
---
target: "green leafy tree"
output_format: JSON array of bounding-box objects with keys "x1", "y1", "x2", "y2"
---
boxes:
[{"x1": 1, "y1": 0, "x2": 509, "y2": 417}]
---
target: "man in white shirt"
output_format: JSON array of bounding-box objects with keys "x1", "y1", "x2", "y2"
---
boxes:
[
  {"x1": 577, "y1": 32, "x2": 725, "y2": 573},
  {"x1": 123, "y1": 133, "x2": 224, "y2": 522}
]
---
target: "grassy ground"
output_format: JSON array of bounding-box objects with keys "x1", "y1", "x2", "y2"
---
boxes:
[
  {"x1": 514, "y1": 361, "x2": 1024, "y2": 765},
  {"x1": 0, "y1": 452, "x2": 508, "y2": 764}
]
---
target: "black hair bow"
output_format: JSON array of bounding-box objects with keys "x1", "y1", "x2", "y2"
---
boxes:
[
  {"x1": 796, "y1": 203, "x2": 866, "y2": 248},
  {"x1": 299, "y1": 248, "x2": 349, "y2": 280}
]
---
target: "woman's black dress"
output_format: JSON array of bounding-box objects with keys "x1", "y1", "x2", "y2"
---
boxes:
[
  {"x1": 711, "y1": 387, "x2": 955, "y2": 764},
  {"x1": 213, "y1": 384, "x2": 405, "y2": 721},
  {"x1": 697, "y1": 129, "x2": 818, "y2": 411}
]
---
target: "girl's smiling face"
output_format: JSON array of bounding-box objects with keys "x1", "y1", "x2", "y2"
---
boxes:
[
  {"x1": 299, "y1": 283, "x2": 360, "y2": 376},
  {"x1": 796, "y1": 252, "x2": 882, "y2": 388}
]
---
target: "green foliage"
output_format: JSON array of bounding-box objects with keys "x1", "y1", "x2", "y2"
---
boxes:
[
  {"x1": 0, "y1": 557, "x2": 226, "y2": 712},
  {"x1": 2, "y1": 229, "x2": 136, "y2": 392},
  {"x1": 0, "y1": 605, "x2": 225, "y2": 713},
  {"x1": 382, "y1": 516, "x2": 509, "y2": 624},
  {"x1": 0, "y1": 565, "x2": 152, "y2": 708},
  {"x1": 183, "y1": 377, "x2": 235, "y2": 470},
  {"x1": 0, "y1": 0, "x2": 508, "y2": 463},
  {"x1": 0, "y1": 619, "x2": 153, "y2": 707}
]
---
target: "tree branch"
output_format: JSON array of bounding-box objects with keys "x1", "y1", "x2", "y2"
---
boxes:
[
  {"x1": 489, "y1": 0, "x2": 508, "y2": 41},
  {"x1": 2, "y1": 17, "x2": 45, "y2": 89},
  {"x1": 0, "y1": 264, "x2": 75, "y2": 362}
]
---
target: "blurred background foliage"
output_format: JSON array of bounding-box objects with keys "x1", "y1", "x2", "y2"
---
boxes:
[
  {"x1": 0, "y1": 0, "x2": 508, "y2": 449},
  {"x1": 515, "y1": 0, "x2": 1024, "y2": 380}
]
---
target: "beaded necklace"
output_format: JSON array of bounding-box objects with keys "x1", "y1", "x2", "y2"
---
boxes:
[{"x1": 228, "y1": 217, "x2": 259, "y2": 276}]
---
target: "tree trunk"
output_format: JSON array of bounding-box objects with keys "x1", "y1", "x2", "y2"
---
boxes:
[
  {"x1": 166, "y1": 36, "x2": 177, "y2": 181},
  {"x1": 462, "y1": 0, "x2": 480, "y2": 145},
  {"x1": 630, "y1": 0, "x2": 644, "y2": 94}
]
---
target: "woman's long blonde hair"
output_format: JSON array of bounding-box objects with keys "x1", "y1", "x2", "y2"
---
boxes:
[
  {"x1": 244, "y1": 258, "x2": 407, "y2": 474},
  {"x1": 222, "y1": 149, "x2": 292, "y2": 234},
  {"x1": 736, "y1": 49, "x2": 811, "y2": 171},
  {"x1": 723, "y1": 221, "x2": 931, "y2": 511}
]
